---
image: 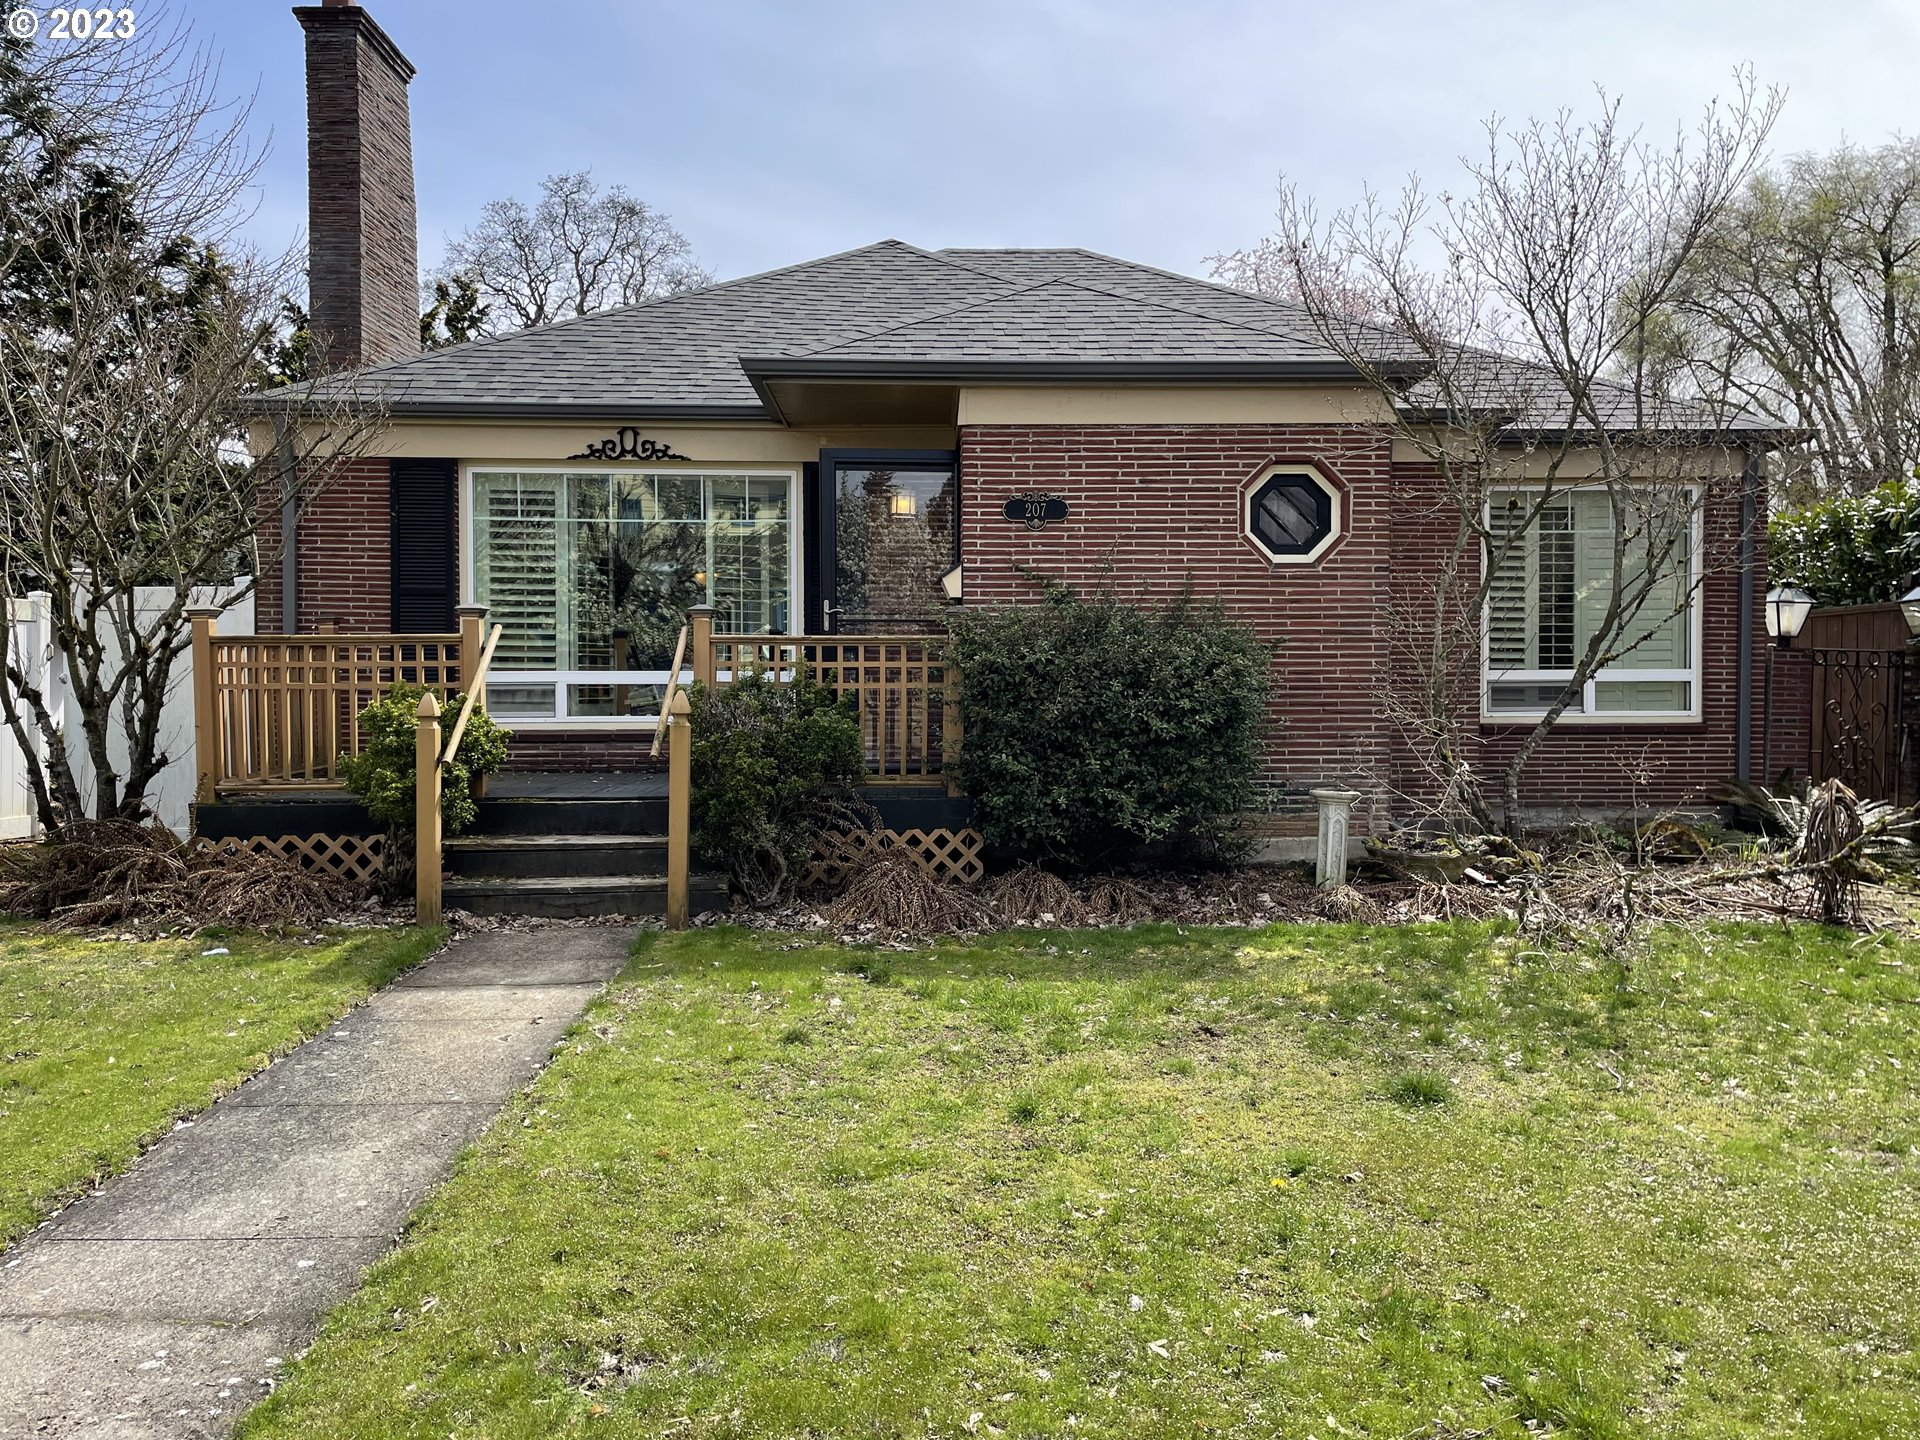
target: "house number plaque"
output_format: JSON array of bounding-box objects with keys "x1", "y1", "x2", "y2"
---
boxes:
[{"x1": 1002, "y1": 492, "x2": 1070, "y2": 531}]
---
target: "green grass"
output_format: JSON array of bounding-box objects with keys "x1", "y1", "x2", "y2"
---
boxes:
[
  {"x1": 240, "y1": 922, "x2": 1920, "y2": 1438},
  {"x1": 0, "y1": 920, "x2": 443, "y2": 1246}
]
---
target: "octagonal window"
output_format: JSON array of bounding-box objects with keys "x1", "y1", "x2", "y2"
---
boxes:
[{"x1": 1246, "y1": 469, "x2": 1339, "y2": 563}]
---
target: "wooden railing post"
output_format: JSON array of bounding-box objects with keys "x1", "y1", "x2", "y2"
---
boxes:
[
  {"x1": 666, "y1": 689, "x2": 692, "y2": 930},
  {"x1": 455, "y1": 604, "x2": 487, "y2": 706},
  {"x1": 188, "y1": 606, "x2": 221, "y2": 804},
  {"x1": 415, "y1": 692, "x2": 443, "y2": 925},
  {"x1": 454, "y1": 605, "x2": 491, "y2": 800},
  {"x1": 689, "y1": 604, "x2": 716, "y2": 687}
]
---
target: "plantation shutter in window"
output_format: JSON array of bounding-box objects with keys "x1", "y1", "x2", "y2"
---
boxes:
[
  {"x1": 1486, "y1": 502, "x2": 1535, "y2": 668},
  {"x1": 1573, "y1": 491, "x2": 1689, "y2": 671},
  {"x1": 475, "y1": 475, "x2": 562, "y2": 672},
  {"x1": 390, "y1": 458, "x2": 458, "y2": 632},
  {"x1": 1571, "y1": 491, "x2": 1620, "y2": 666}
]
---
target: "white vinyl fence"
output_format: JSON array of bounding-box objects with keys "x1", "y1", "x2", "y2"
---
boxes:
[
  {"x1": 2, "y1": 584, "x2": 253, "y2": 838},
  {"x1": 1, "y1": 595, "x2": 51, "y2": 839}
]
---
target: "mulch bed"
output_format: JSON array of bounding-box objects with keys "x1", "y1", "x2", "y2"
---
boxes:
[{"x1": 711, "y1": 855, "x2": 1920, "y2": 945}]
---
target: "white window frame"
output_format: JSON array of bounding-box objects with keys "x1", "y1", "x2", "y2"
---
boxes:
[
  {"x1": 1480, "y1": 483, "x2": 1705, "y2": 726},
  {"x1": 1241, "y1": 463, "x2": 1342, "y2": 565},
  {"x1": 460, "y1": 463, "x2": 803, "y2": 729}
]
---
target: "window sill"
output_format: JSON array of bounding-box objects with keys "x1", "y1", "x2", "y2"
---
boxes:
[
  {"x1": 495, "y1": 718, "x2": 660, "y2": 732},
  {"x1": 1478, "y1": 713, "x2": 1704, "y2": 728}
]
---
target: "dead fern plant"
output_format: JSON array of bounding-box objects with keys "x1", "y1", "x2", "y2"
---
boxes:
[
  {"x1": 988, "y1": 865, "x2": 1090, "y2": 926},
  {"x1": 828, "y1": 852, "x2": 992, "y2": 938},
  {"x1": 1798, "y1": 778, "x2": 1869, "y2": 925},
  {"x1": 0, "y1": 823, "x2": 351, "y2": 930},
  {"x1": 1082, "y1": 875, "x2": 1157, "y2": 924}
]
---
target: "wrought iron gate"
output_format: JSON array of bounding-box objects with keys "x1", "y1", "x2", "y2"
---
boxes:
[{"x1": 1808, "y1": 648, "x2": 1916, "y2": 805}]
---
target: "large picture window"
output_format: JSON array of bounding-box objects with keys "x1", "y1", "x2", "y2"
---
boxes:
[
  {"x1": 470, "y1": 469, "x2": 792, "y2": 722},
  {"x1": 1484, "y1": 487, "x2": 1699, "y2": 721}
]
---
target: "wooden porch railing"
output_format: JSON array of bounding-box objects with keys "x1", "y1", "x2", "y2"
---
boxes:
[
  {"x1": 648, "y1": 621, "x2": 691, "y2": 761},
  {"x1": 190, "y1": 606, "x2": 492, "y2": 799},
  {"x1": 414, "y1": 615, "x2": 503, "y2": 926},
  {"x1": 690, "y1": 607, "x2": 958, "y2": 785}
]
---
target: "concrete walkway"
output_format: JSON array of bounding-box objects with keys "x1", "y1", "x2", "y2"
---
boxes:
[{"x1": 0, "y1": 927, "x2": 633, "y2": 1440}]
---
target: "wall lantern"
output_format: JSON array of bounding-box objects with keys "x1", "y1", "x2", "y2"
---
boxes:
[
  {"x1": 1760, "y1": 584, "x2": 1815, "y2": 785},
  {"x1": 940, "y1": 562, "x2": 964, "y2": 603},
  {"x1": 1764, "y1": 586, "x2": 1814, "y2": 649},
  {"x1": 889, "y1": 492, "x2": 919, "y2": 518},
  {"x1": 1901, "y1": 584, "x2": 1920, "y2": 639}
]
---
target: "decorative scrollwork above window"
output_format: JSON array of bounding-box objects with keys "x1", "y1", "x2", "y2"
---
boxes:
[{"x1": 567, "y1": 426, "x2": 692, "y2": 462}]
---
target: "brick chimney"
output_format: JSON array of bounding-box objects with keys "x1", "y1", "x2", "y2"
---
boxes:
[{"x1": 294, "y1": 0, "x2": 419, "y2": 370}]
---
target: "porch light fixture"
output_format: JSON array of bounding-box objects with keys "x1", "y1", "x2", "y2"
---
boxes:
[
  {"x1": 940, "y1": 562, "x2": 964, "y2": 603},
  {"x1": 1764, "y1": 586, "x2": 1814, "y2": 649},
  {"x1": 889, "y1": 492, "x2": 919, "y2": 518},
  {"x1": 1901, "y1": 584, "x2": 1920, "y2": 638}
]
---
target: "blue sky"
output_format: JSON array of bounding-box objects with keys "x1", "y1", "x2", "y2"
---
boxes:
[{"x1": 158, "y1": 0, "x2": 1920, "y2": 284}]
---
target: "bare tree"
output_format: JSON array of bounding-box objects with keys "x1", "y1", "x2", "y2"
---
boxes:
[
  {"x1": 1217, "y1": 79, "x2": 1780, "y2": 836},
  {"x1": 431, "y1": 171, "x2": 710, "y2": 335},
  {"x1": 0, "y1": 24, "x2": 381, "y2": 833},
  {"x1": 1660, "y1": 140, "x2": 1920, "y2": 501}
]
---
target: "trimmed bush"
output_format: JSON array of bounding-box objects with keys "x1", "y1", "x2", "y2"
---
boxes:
[
  {"x1": 947, "y1": 588, "x2": 1271, "y2": 870},
  {"x1": 689, "y1": 671, "x2": 865, "y2": 903},
  {"x1": 1770, "y1": 479, "x2": 1920, "y2": 605},
  {"x1": 338, "y1": 684, "x2": 510, "y2": 838}
]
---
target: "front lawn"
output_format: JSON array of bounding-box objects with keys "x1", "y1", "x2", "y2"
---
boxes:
[
  {"x1": 0, "y1": 921, "x2": 443, "y2": 1247},
  {"x1": 242, "y1": 922, "x2": 1920, "y2": 1438}
]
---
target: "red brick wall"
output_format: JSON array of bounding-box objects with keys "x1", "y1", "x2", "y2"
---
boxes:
[
  {"x1": 960, "y1": 424, "x2": 1769, "y2": 831},
  {"x1": 1418, "y1": 462, "x2": 1757, "y2": 816},
  {"x1": 258, "y1": 458, "x2": 392, "y2": 633},
  {"x1": 1381, "y1": 459, "x2": 1776, "y2": 818},
  {"x1": 960, "y1": 424, "x2": 1396, "y2": 835},
  {"x1": 1768, "y1": 650, "x2": 1814, "y2": 783}
]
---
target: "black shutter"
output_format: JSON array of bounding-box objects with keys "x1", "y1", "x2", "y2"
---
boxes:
[
  {"x1": 390, "y1": 458, "x2": 457, "y2": 632},
  {"x1": 801, "y1": 461, "x2": 822, "y2": 633}
]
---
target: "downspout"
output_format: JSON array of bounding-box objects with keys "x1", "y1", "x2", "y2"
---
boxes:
[
  {"x1": 1734, "y1": 442, "x2": 1761, "y2": 782},
  {"x1": 275, "y1": 417, "x2": 299, "y2": 633}
]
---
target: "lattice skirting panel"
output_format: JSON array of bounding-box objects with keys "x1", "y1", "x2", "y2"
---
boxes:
[
  {"x1": 806, "y1": 826, "x2": 985, "y2": 890},
  {"x1": 191, "y1": 832, "x2": 386, "y2": 889}
]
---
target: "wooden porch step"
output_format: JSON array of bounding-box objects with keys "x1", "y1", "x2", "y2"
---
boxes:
[
  {"x1": 441, "y1": 873, "x2": 728, "y2": 920},
  {"x1": 443, "y1": 833, "x2": 669, "y2": 880},
  {"x1": 473, "y1": 795, "x2": 667, "y2": 836}
]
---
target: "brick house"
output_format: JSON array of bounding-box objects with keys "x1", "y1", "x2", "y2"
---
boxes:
[{"x1": 250, "y1": 0, "x2": 1790, "y2": 862}]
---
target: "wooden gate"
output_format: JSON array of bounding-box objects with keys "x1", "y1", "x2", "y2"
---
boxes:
[{"x1": 1808, "y1": 647, "x2": 1916, "y2": 804}]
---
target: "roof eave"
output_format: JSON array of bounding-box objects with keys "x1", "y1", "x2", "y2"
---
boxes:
[
  {"x1": 1486, "y1": 423, "x2": 1810, "y2": 450},
  {"x1": 739, "y1": 357, "x2": 1426, "y2": 385},
  {"x1": 238, "y1": 393, "x2": 776, "y2": 423}
]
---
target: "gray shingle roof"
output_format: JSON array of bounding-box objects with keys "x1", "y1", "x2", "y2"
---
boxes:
[
  {"x1": 296, "y1": 241, "x2": 1022, "y2": 416},
  {"x1": 264, "y1": 239, "x2": 1780, "y2": 437},
  {"x1": 787, "y1": 277, "x2": 1342, "y2": 364}
]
